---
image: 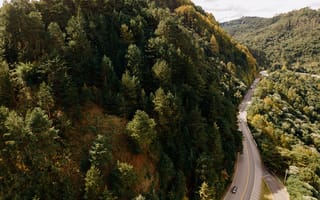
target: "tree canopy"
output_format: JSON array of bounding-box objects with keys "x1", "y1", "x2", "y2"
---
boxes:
[
  {"x1": 222, "y1": 8, "x2": 320, "y2": 74},
  {"x1": 248, "y1": 70, "x2": 320, "y2": 199},
  {"x1": 0, "y1": 0, "x2": 257, "y2": 199}
]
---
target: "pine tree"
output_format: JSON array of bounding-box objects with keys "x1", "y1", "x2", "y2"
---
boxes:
[
  {"x1": 48, "y1": 22, "x2": 65, "y2": 54},
  {"x1": 84, "y1": 165, "x2": 104, "y2": 200},
  {"x1": 152, "y1": 59, "x2": 171, "y2": 87},
  {"x1": 152, "y1": 87, "x2": 179, "y2": 131},
  {"x1": 0, "y1": 61, "x2": 14, "y2": 107},
  {"x1": 120, "y1": 70, "x2": 140, "y2": 117},
  {"x1": 125, "y1": 44, "x2": 143, "y2": 79},
  {"x1": 37, "y1": 82, "x2": 54, "y2": 117},
  {"x1": 89, "y1": 134, "x2": 112, "y2": 167},
  {"x1": 126, "y1": 110, "x2": 156, "y2": 152},
  {"x1": 112, "y1": 161, "x2": 137, "y2": 198},
  {"x1": 65, "y1": 13, "x2": 93, "y2": 86}
]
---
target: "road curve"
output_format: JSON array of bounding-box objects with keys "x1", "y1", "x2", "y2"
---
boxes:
[{"x1": 223, "y1": 71, "x2": 290, "y2": 200}]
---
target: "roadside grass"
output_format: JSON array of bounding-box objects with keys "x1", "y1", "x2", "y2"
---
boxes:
[{"x1": 260, "y1": 179, "x2": 273, "y2": 200}]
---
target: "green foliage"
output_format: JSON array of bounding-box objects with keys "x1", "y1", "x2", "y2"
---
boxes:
[
  {"x1": 120, "y1": 24, "x2": 134, "y2": 44},
  {"x1": 100, "y1": 55, "x2": 118, "y2": 109},
  {"x1": 209, "y1": 34, "x2": 219, "y2": 54},
  {"x1": 25, "y1": 107, "x2": 57, "y2": 138},
  {"x1": 65, "y1": 14, "x2": 93, "y2": 86},
  {"x1": 199, "y1": 181, "x2": 215, "y2": 200},
  {"x1": 120, "y1": 70, "x2": 140, "y2": 117},
  {"x1": 111, "y1": 161, "x2": 137, "y2": 198},
  {"x1": 168, "y1": 170, "x2": 187, "y2": 200},
  {"x1": 126, "y1": 110, "x2": 156, "y2": 152},
  {"x1": 0, "y1": 1, "x2": 46, "y2": 62},
  {"x1": 0, "y1": 0, "x2": 258, "y2": 198},
  {"x1": 152, "y1": 59, "x2": 171, "y2": 86},
  {"x1": 0, "y1": 107, "x2": 78, "y2": 199},
  {"x1": 158, "y1": 153, "x2": 175, "y2": 191},
  {"x1": 125, "y1": 44, "x2": 143, "y2": 79},
  {"x1": 0, "y1": 61, "x2": 14, "y2": 107},
  {"x1": 222, "y1": 8, "x2": 320, "y2": 73},
  {"x1": 37, "y1": 82, "x2": 54, "y2": 116},
  {"x1": 0, "y1": 106, "x2": 9, "y2": 131},
  {"x1": 152, "y1": 87, "x2": 179, "y2": 131},
  {"x1": 89, "y1": 134, "x2": 112, "y2": 167},
  {"x1": 84, "y1": 165, "x2": 104, "y2": 200},
  {"x1": 247, "y1": 70, "x2": 320, "y2": 199},
  {"x1": 47, "y1": 22, "x2": 65, "y2": 54}
]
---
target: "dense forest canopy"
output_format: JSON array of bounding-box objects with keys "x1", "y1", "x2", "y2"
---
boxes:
[
  {"x1": 222, "y1": 8, "x2": 320, "y2": 73},
  {"x1": 248, "y1": 70, "x2": 320, "y2": 199},
  {"x1": 0, "y1": 0, "x2": 257, "y2": 199}
]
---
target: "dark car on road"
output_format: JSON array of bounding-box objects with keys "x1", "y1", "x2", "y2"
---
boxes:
[{"x1": 231, "y1": 186, "x2": 238, "y2": 193}]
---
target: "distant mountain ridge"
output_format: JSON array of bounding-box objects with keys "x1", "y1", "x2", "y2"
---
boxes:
[{"x1": 222, "y1": 7, "x2": 320, "y2": 72}]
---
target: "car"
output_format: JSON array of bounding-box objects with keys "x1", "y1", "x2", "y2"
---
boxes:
[{"x1": 231, "y1": 186, "x2": 238, "y2": 193}]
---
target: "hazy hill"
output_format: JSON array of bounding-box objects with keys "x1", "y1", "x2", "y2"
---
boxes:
[
  {"x1": 222, "y1": 8, "x2": 320, "y2": 72},
  {"x1": 0, "y1": 0, "x2": 256, "y2": 199}
]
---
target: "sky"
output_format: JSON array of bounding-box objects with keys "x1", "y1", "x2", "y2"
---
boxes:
[
  {"x1": 1, "y1": 0, "x2": 320, "y2": 22},
  {"x1": 192, "y1": 0, "x2": 320, "y2": 22}
]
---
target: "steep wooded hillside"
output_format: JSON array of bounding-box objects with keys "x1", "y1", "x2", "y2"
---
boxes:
[
  {"x1": 0, "y1": 0, "x2": 257, "y2": 199},
  {"x1": 222, "y1": 8, "x2": 320, "y2": 72}
]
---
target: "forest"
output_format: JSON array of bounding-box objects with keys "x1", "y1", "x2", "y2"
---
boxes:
[
  {"x1": 247, "y1": 70, "x2": 320, "y2": 199},
  {"x1": 222, "y1": 8, "x2": 320, "y2": 73},
  {"x1": 0, "y1": 0, "x2": 257, "y2": 199}
]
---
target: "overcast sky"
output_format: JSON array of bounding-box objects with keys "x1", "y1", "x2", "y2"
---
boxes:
[
  {"x1": 192, "y1": 0, "x2": 320, "y2": 22},
  {"x1": 1, "y1": 0, "x2": 320, "y2": 22}
]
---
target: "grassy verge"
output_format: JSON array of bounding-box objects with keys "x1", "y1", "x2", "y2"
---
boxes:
[{"x1": 260, "y1": 179, "x2": 273, "y2": 200}]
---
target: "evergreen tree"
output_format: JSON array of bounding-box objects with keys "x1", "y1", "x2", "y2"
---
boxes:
[
  {"x1": 99, "y1": 55, "x2": 118, "y2": 108},
  {"x1": 120, "y1": 70, "x2": 140, "y2": 117},
  {"x1": 24, "y1": 107, "x2": 58, "y2": 167},
  {"x1": 152, "y1": 59, "x2": 171, "y2": 87},
  {"x1": 65, "y1": 14, "x2": 93, "y2": 86},
  {"x1": 37, "y1": 82, "x2": 54, "y2": 117},
  {"x1": 0, "y1": 61, "x2": 14, "y2": 107},
  {"x1": 125, "y1": 44, "x2": 143, "y2": 79},
  {"x1": 89, "y1": 134, "x2": 112, "y2": 167},
  {"x1": 126, "y1": 110, "x2": 156, "y2": 152},
  {"x1": 47, "y1": 22, "x2": 65, "y2": 54},
  {"x1": 152, "y1": 87, "x2": 179, "y2": 131},
  {"x1": 111, "y1": 161, "x2": 137, "y2": 198},
  {"x1": 84, "y1": 165, "x2": 104, "y2": 200},
  {"x1": 0, "y1": 107, "x2": 65, "y2": 199}
]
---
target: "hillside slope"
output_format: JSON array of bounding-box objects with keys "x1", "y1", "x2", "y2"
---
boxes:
[
  {"x1": 0, "y1": 0, "x2": 256, "y2": 199},
  {"x1": 222, "y1": 8, "x2": 320, "y2": 72}
]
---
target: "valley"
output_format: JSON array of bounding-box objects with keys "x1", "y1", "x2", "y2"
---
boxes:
[{"x1": 0, "y1": 1, "x2": 319, "y2": 199}]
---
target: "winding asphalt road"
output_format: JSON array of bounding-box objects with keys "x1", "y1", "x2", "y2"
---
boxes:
[{"x1": 223, "y1": 71, "x2": 290, "y2": 200}]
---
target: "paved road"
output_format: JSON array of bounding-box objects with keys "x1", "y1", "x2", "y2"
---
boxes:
[{"x1": 223, "y1": 71, "x2": 290, "y2": 200}]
